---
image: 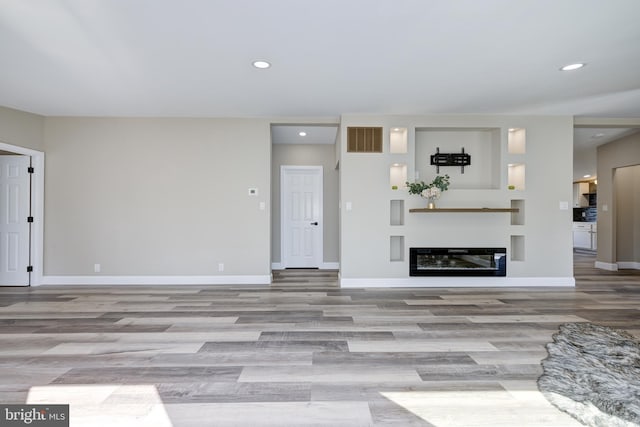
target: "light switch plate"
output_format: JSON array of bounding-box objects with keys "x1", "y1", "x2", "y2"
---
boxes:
[{"x1": 559, "y1": 201, "x2": 569, "y2": 210}]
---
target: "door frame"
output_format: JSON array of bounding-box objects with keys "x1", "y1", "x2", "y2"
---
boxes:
[
  {"x1": 0, "y1": 141, "x2": 44, "y2": 286},
  {"x1": 280, "y1": 165, "x2": 323, "y2": 269}
]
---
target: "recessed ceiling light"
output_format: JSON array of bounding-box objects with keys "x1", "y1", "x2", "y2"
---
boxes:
[
  {"x1": 560, "y1": 63, "x2": 586, "y2": 71},
  {"x1": 393, "y1": 128, "x2": 400, "y2": 132},
  {"x1": 298, "y1": 131, "x2": 307, "y2": 136},
  {"x1": 252, "y1": 60, "x2": 271, "y2": 69},
  {"x1": 583, "y1": 174, "x2": 591, "y2": 178},
  {"x1": 592, "y1": 133, "x2": 606, "y2": 138}
]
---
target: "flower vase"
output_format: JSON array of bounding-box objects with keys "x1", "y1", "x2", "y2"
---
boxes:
[{"x1": 427, "y1": 200, "x2": 436, "y2": 209}]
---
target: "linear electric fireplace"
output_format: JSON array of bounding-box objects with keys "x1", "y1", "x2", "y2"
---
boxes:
[{"x1": 410, "y1": 247, "x2": 506, "y2": 276}]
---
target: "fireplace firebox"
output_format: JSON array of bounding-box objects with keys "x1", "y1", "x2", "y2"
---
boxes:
[{"x1": 410, "y1": 247, "x2": 506, "y2": 276}]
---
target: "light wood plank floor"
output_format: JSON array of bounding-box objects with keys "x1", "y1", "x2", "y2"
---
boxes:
[{"x1": 1, "y1": 253, "x2": 639, "y2": 426}]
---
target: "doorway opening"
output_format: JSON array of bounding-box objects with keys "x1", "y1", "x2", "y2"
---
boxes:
[
  {"x1": 0, "y1": 142, "x2": 44, "y2": 286},
  {"x1": 573, "y1": 124, "x2": 640, "y2": 271},
  {"x1": 270, "y1": 123, "x2": 340, "y2": 273}
]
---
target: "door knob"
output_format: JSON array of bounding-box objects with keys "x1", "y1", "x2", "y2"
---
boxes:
[{"x1": 310, "y1": 222, "x2": 318, "y2": 225}]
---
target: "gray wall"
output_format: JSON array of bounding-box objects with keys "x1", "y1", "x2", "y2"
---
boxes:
[
  {"x1": 271, "y1": 143, "x2": 339, "y2": 265},
  {"x1": 0, "y1": 106, "x2": 44, "y2": 150},
  {"x1": 597, "y1": 132, "x2": 640, "y2": 267},
  {"x1": 614, "y1": 165, "x2": 640, "y2": 263},
  {"x1": 42, "y1": 117, "x2": 272, "y2": 277},
  {"x1": 0, "y1": 106, "x2": 589, "y2": 284}
]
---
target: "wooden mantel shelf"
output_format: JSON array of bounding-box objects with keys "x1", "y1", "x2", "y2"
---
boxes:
[{"x1": 409, "y1": 207, "x2": 519, "y2": 213}]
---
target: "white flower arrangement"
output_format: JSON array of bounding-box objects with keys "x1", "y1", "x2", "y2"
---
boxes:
[
  {"x1": 405, "y1": 174, "x2": 451, "y2": 201},
  {"x1": 421, "y1": 187, "x2": 442, "y2": 201}
]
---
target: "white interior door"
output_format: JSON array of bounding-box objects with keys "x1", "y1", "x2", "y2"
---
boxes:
[
  {"x1": 0, "y1": 155, "x2": 31, "y2": 286},
  {"x1": 281, "y1": 166, "x2": 323, "y2": 268}
]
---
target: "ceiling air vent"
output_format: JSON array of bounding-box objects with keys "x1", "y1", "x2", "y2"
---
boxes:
[{"x1": 347, "y1": 127, "x2": 383, "y2": 153}]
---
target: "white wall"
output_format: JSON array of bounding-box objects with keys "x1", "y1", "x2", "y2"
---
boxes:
[
  {"x1": 271, "y1": 143, "x2": 339, "y2": 266},
  {"x1": 339, "y1": 115, "x2": 575, "y2": 286},
  {"x1": 42, "y1": 117, "x2": 272, "y2": 282}
]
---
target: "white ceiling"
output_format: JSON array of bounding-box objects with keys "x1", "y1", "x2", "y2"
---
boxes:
[
  {"x1": 271, "y1": 125, "x2": 338, "y2": 145},
  {"x1": 574, "y1": 128, "x2": 639, "y2": 151},
  {"x1": 1, "y1": 0, "x2": 640, "y2": 119},
  {"x1": 2, "y1": 0, "x2": 640, "y2": 179},
  {"x1": 573, "y1": 127, "x2": 639, "y2": 181}
]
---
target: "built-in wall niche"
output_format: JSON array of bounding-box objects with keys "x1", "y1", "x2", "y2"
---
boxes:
[
  {"x1": 390, "y1": 163, "x2": 407, "y2": 189},
  {"x1": 390, "y1": 235, "x2": 405, "y2": 262},
  {"x1": 510, "y1": 199, "x2": 525, "y2": 225},
  {"x1": 390, "y1": 200, "x2": 404, "y2": 226},
  {"x1": 415, "y1": 128, "x2": 500, "y2": 189},
  {"x1": 510, "y1": 235, "x2": 525, "y2": 261},
  {"x1": 507, "y1": 128, "x2": 526, "y2": 154},
  {"x1": 508, "y1": 163, "x2": 526, "y2": 191},
  {"x1": 390, "y1": 128, "x2": 408, "y2": 153}
]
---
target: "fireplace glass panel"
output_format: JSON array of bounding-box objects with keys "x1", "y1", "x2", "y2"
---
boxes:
[{"x1": 410, "y1": 248, "x2": 506, "y2": 276}]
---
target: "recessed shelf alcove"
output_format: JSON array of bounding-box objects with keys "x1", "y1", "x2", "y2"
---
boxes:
[
  {"x1": 390, "y1": 236, "x2": 404, "y2": 262},
  {"x1": 510, "y1": 200, "x2": 525, "y2": 225},
  {"x1": 415, "y1": 127, "x2": 500, "y2": 189},
  {"x1": 390, "y1": 200, "x2": 404, "y2": 225},
  {"x1": 511, "y1": 235, "x2": 525, "y2": 261},
  {"x1": 390, "y1": 128, "x2": 408, "y2": 154},
  {"x1": 508, "y1": 163, "x2": 526, "y2": 191},
  {"x1": 507, "y1": 128, "x2": 526, "y2": 154},
  {"x1": 390, "y1": 163, "x2": 407, "y2": 189}
]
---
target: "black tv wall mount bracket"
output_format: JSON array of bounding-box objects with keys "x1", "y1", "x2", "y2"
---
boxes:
[{"x1": 430, "y1": 147, "x2": 471, "y2": 173}]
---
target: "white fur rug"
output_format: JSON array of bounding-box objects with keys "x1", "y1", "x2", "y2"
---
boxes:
[{"x1": 538, "y1": 322, "x2": 640, "y2": 427}]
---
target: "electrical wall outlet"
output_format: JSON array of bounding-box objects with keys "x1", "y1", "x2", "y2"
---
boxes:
[
  {"x1": 94, "y1": 263, "x2": 101, "y2": 273},
  {"x1": 218, "y1": 263, "x2": 224, "y2": 272}
]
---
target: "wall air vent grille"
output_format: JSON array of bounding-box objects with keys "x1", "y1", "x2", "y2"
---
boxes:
[{"x1": 347, "y1": 127, "x2": 382, "y2": 153}]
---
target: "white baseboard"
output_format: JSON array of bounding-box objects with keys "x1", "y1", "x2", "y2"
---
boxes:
[
  {"x1": 617, "y1": 262, "x2": 640, "y2": 270},
  {"x1": 340, "y1": 276, "x2": 575, "y2": 288},
  {"x1": 595, "y1": 261, "x2": 618, "y2": 271},
  {"x1": 271, "y1": 262, "x2": 339, "y2": 270},
  {"x1": 39, "y1": 273, "x2": 576, "y2": 288},
  {"x1": 322, "y1": 262, "x2": 340, "y2": 270},
  {"x1": 39, "y1": 275, "x2": 272, "y2": 286}
]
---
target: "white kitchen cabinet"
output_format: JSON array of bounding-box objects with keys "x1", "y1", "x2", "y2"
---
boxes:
[{"x1": 573, "y1": 222, "x2": 596, "y2": 250}]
